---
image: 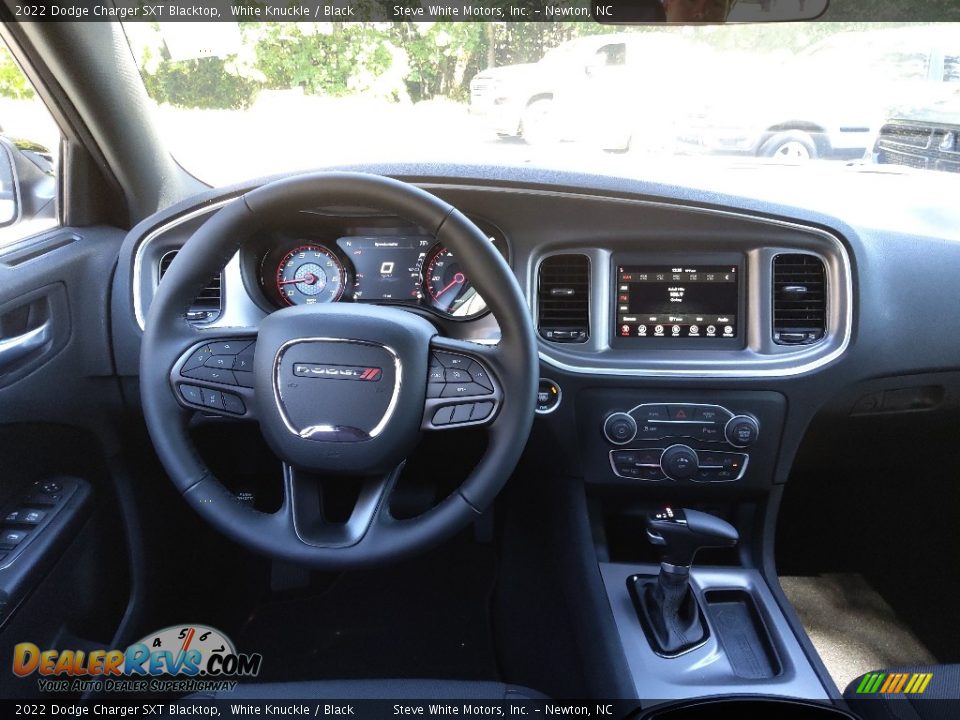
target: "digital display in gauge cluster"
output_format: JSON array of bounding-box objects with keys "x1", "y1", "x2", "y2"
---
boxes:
[{"x1": 336, "y1": 235, "x2": 431, "y2": 301}]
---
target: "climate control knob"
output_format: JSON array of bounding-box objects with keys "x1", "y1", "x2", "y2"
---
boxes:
[
  {"x1": 603, "y1": 412, "x2": 637, "y2": 445},
  {"x1": 660, "y1": 444, "x2": 699, "y2": 481},
  {"x1": 725, "y1": 415, "x2": 760, "y2": 448}
]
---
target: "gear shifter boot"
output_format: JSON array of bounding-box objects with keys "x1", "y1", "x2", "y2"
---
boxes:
[{"x1": 632, "y1": 569, "x2": 708, "y2": 656}]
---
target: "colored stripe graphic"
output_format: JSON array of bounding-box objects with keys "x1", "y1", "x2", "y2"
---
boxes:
[{"x1": 857, "y1": 672, "x2": 933, "y2": 694}]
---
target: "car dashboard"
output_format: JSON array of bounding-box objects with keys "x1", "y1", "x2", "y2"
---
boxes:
[{"x1": 109, "y1": 161, "x2": 960, "y2": 702}]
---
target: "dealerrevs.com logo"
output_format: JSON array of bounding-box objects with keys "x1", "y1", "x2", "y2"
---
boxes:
[{"x1": 12, "y1": 624, "x2": 262, "y2": 693}]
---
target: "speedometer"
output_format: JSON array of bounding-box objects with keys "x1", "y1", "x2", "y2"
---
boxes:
[
  {"x1": 423, "y1": 246, "x2": 488, "y2": 318},
  {"x1": 275, "y1": 245, "x2": 345, "y2": 306}
]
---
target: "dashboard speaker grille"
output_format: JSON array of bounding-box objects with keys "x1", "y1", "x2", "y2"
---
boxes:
[
  {"x1": 537, "y1": 254, "x2": 590, "y2": 343},
  {"x1": 159, "y1": 250, "x2": 223, "y2": 323},
  {"x1": 773, "y1": 253, "x2": 825, "y2": 345}
]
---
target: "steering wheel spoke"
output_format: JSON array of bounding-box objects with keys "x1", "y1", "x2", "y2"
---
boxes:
[
  {"x1": 170, "y1": 333, "x2": 258, "y2": 420},
  {"x1": 422, "y1": 337, "x2": 502, "y2": 431},
  {"x1": 282, "y1": 462, "x2": 399, "y2": 549}
]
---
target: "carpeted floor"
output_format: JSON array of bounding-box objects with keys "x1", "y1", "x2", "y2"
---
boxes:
[{"x1": 780, "y1": 573, "x2": 937, "y2": 692}]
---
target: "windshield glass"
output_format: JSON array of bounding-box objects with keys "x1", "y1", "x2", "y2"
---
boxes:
[{"x1": 121, "y1": 21, "x2": 960, "y2": 185}]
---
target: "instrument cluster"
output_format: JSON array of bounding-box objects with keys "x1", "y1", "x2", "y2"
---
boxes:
[{"x1": 244, "y1": 215, "x2": 508, "y2": 321}]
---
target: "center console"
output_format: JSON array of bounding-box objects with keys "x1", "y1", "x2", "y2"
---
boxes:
[{"x1": 516, "y1": 198, "x2": 853, "y2": 706}]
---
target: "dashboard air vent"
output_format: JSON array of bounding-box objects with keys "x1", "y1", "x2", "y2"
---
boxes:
[
  {"x1": 159, "y1": 250, "x2": 222, "y2": 323},
  {"x1": 537, "y1": 254, "x2": 590, "y2": 343},
  {"x1": 773, "y1": 253, "x2": 826, "y2": 345}
]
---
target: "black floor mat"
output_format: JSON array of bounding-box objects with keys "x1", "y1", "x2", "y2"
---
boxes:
[{"x1": 235, "y1": 538, "x2": 501, "y2": 683}]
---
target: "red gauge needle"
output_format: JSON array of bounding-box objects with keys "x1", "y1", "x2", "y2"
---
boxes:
[
  {"x1": 278, "y1": 273, "x2": 318, "y2": 286},
  {"x1": 436, "y1": 272, "x2": 465, "y2": 297}
]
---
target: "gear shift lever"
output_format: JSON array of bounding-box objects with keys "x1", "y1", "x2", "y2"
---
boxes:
[{"x1": 632, "y1": 507, "x2": 739, "y2": 656}]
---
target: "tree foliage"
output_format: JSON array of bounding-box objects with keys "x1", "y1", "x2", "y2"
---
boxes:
[
  {"x1": 0, "y1": 47, "x2": 34, "y2": 100},
  {"x1": 112, "y1": 20, "x2": 955, "y2": 110}
]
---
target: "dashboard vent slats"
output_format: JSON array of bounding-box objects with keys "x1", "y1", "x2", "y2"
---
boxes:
[
  {"x1": 538, "y1": 254, "x2": 590, "y2": 343},
  {"x1": 773, "y1": 253, "x2": 826, "y2": 345},
  {"x1": 159, "y1": 251, "x2": 222, "y2": 323}
]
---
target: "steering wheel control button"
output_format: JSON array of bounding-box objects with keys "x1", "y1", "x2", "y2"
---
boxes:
[
  {"x1": 468, "y1": 362, "x2": 494, "y2": 391},
  {"x1": 204, "y1": 355, "x2": 234, "y2": 369},
  {"x1": 182, "y1": 346, "x2": 213, "y2": 372},
  {"x1": 434, "y1": 352, "x2": 471, "y2": 369},
  {"x1": 179, "y1": 384, "x2": 203, "y2": 405},
  {"x1": 222, "y1": 393, "x2": 246, "y2": 415},
  {"x1": 181, "y1": 366, "x2": 238, "y2": 385},
  {"x1": 441, "y1": 381, "x2": 489, "y2": 398},
  {"x1": 472, "y1": 402, "x2": 494, "y2": 421},
  {"x1": 233, "y1": 351, "x2": 255, "y2": 372},
  {"x1": 201, "y1": 389, "x2": 224, "y2": 410},
  {"x1": 428, "y1": 365, "x2": 445, "y2": 383},
  {"x1": 535, "y1": 379, "x2": 561, "y2": 414},
  {"x1": 209, "y1": 341, "x2": 251, "y2": 355},
  {"x1": 603, "y1": 412, "x2": 637, "y2": 445},
  {"x1": 725, "y1": 415, "x2": 760, "y2": 448},
  {"x1": 451, "y1": 404, "x2": 473, "y2": 423},
  {"x1": 660, "y1": 445, "x2": 699, "y2": 481},
  {"x1": 432, "y1": 406, "x2": 454, "y2": 426},
  {"x1": 444, "y1": 368, "x2": 470, "y2": 383}
]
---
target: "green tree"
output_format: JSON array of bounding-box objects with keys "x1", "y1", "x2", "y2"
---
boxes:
[
  {"x1": 249, "y1": 23, "x2": 392, "y2": 97},
  {"x1": 0, "y1": 47, "x2": 34, "y2": 100}
]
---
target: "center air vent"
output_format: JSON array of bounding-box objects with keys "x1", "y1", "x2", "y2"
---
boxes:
[
  {"x1": 773, "y1": 253, "x2": 826, "y2": 345},
  {"x1": 537, "y1": 254, "x2": 590, "y2": 343},
  {"x1": 159, "y1": 250, "x2": 223, "y2": 323}
]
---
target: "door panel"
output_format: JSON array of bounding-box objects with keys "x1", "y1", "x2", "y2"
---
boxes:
[{"x1": 0, "y1": 226, "x2": 129, "y2": 698}]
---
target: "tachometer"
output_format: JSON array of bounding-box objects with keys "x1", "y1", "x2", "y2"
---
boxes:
[
  {"x1": 275, "y1": 245, "x2": 345, "y2": 306},
  {"x1": 423, "y1": 246, "x2": 488, "y2": 318}
]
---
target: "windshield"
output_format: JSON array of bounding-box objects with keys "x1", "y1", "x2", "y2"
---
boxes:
[{"x1": 121, "y1": 21, "x2": 960, "y2": 185}]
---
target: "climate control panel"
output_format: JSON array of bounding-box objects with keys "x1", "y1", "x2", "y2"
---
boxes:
[
  {"x1": 609, "y1": 446, "x2": 748, "y2": 482},
  {"x1": 602, "y1": 403, "x2": 759, "y2": 448},
  {"x1": 579, "y1": 390, "x2": 785, "y2": 488},
  {"x1": 586, "y1": 396, "x2": 780, "y2": 487}
]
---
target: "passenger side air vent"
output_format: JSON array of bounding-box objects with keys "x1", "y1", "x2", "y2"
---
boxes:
[
  {"x1": 537, "y1": 254, "x2": 590, "y2": 343},
  {"x1": 159, "y1": 250, "x2": 222, "y2": 323},
  {"x1": 772, "y1": 253, "x2": 826, "y2": 345}
]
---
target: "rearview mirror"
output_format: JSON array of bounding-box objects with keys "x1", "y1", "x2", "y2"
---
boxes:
[
  {"x1": 595, "y1": 0, "x2": 829, "y2": 23},
  {"x1": 727, "y1": 0, "x2": 829, "y2": 22}
]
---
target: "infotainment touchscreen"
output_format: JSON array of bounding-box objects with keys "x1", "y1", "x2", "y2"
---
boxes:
[{"x1": 615, "y1": 264, "x2": 739, "y2": 340}]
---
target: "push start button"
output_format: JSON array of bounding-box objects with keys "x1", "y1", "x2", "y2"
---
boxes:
[{"x1": 536, "y1": 379, "x2": 562, "y2": 414}]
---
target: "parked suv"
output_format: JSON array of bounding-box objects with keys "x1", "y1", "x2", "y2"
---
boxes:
[
  {"x1": 868, "y1": 85, "x2": 960, "y2": 173},
  {"x1": 676, "y1": 25, "x2": 960, "y2": 160},
  {"x1": 469, "y1": 32, "x2": 713, "y2": 149}
]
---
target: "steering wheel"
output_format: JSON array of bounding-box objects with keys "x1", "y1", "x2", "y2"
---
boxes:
[{"x1": 140, "y1": 173, "x2": 538, "y2": 569}]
